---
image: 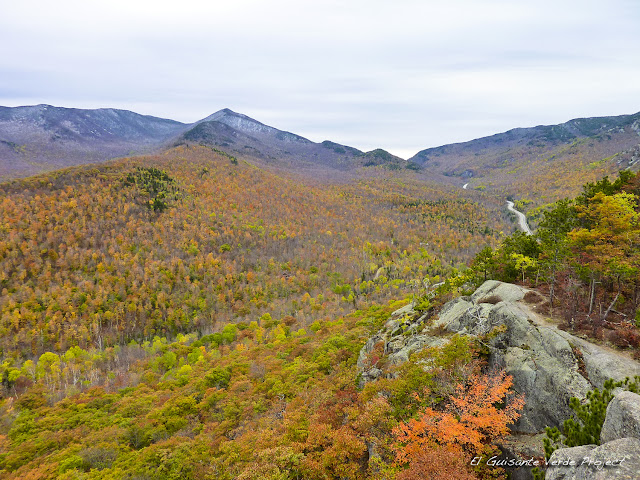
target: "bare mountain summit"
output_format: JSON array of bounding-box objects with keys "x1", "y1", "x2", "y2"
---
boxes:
[
  {"x1": 176, "y1": 108, "x2": 408, "y2": 172},
  {"x1": 0, "y1": 104, "x2": 188, "y2": 179},
  {"x1": 198, "y1": 108, "x2": 310, "y2": 143}
]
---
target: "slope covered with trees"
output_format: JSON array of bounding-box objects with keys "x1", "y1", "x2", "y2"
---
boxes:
[
  {"x1": 0, "y1": 146, "x2": 518, "y2": 478},
  {"x1": 0, "y1": 145, "x2": 502, "y2": 360}
]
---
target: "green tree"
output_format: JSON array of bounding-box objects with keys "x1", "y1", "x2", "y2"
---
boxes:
[
  {"x1": 576, "y1": 170, "x2": 634, "y2": 209},
  {"x1": 540, "y1": 377, "x2": 640, "y2": 465},
  {"x1": 470, "y1": 246, "x2": 496, "y2": 283},
  {"x1": 536, "y1": 199, "x2": 576, "y2": 306},
  {"x1": 125, "y1": 167, "x2": 179, "y2": 212}
]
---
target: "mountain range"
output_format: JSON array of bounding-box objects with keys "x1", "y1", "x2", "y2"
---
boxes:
[
  {"x1": 0, "y1": 105, "x2": 185, "y2": 178},
  {"x1": 0, "y1": 105, "x2": 408, "y2": 180},
  {"x1": 2, "y1": 103, "x2": 640, "y2": 203},
  {"x1": 409, "y1": 111, "x2": 640, "y2": 201}
]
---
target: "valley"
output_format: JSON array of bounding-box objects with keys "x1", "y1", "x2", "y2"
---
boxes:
[{"x1": 3, "y1": 104, "x2": 640, "y2": 210}]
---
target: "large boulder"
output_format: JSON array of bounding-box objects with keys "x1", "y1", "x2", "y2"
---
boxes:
[
  {"x1": 601, "y1": 391, "x2": 640, "y2": 444},
  {"x1": 545, "y1": 438, "x2": 640, "y2": 480}
]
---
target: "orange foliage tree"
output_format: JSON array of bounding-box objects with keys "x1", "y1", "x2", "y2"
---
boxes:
[
  {"x1": 393, "y1": 369, "x2": 524, "y2": 477},
  {"x1": 396, "y1": 445, "x2": 479, "y2": 480}
]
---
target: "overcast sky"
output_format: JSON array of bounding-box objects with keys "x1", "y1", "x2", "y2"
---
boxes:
[{"x1": 1, "y1": 0, "x2": 639, "y2": 158}]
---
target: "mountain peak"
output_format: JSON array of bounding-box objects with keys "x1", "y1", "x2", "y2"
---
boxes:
[
  {"x1": 195, "y1": 109, "x2": 310, "y2": 144},
  {"x1": 199, "y1": 108, "x2": 258, "y2": 124}
]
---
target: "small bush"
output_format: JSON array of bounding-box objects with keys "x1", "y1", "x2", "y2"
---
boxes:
[{"x1": 78, "y1": 446, "x2": 118, "y2": 471}]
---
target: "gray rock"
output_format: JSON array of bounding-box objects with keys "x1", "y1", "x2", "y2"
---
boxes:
[
  {"x1": 538, "y1": 328, "x2": 576, "y2": 369},
  {"x1": 356, "y1": 334, "x2": 384, "y2": 371},
  {"x1": 546, "y1": 438, "x2": 640, "y2": 480},
  {"x1": 471, "y1": 280, "x2": 526, "y2": 304},
  {"x1": 555, "y1": 334, "x2": 640, "y2": 388},
  {"x1": 388, "y1": 302, "x2": 414, "y2": 319},
  {"x1": 502, "y1": 345, "x2": 592, "y2": 433},
  {"x1": 357, "y1": 279, "x2": 640, "y2": 438},
  {"x1": 388, "y1": 335, "x2": 447, "y2": 365},
  {"x1": 359, "y1": 367, "x2": 384, "y2": 384},
  {"x1": 433, "y1": 297, "x2": 473, "y2": 330},
  {"x1": 601, "y1": 391, "x2": 640, "y2": 444}
]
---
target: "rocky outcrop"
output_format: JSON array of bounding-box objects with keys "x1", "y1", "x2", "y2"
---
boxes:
[
  {"x1": 358, "y1": 282, "x2": 640, "y2": 430},
  {"x1": 356, "y1": 303, "x2": 447, "y2": 385},
  {"x1": 358, "y1": 280, "x2": 640, "y2": 478},
  {"x1": 545, "y1": 438, "x2": 640, "y2": 480},
  {"x1": 427, "y1": 281, "x2": 640, "y2": 432},
  {"x1": 601, "y1": 391, "x2": 640, "y2": 443}
]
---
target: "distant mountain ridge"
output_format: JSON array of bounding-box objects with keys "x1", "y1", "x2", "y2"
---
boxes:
[
  {"x1": 409, "y1": 111, "x2": 640, "y2": 202},
  {"x1": 0, "y1": 104, "x2": 188, "y2": 179},
  {"x1": 0, "y1": 104, "x2": 407, "y2": 179},
  {"x1": 2, "y1": 103, "x2": 639, "y2": 199},
  {"x1": 0, "y1": 104, "x2": 186, "y2": 142},
  {"x1": 411, "y1": 112, "x2": 640, "y2": 163},
  {"x1": 175, "y1": 108, "x2": 410, "y2": 171}
]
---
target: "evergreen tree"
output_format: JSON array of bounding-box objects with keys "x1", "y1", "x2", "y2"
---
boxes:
[{"x1": 536, "y1": 199, "x2": 576, "y2": 306}]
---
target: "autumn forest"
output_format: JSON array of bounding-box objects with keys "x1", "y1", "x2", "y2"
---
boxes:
[
  {"x1": 1, "y1": 132, "x2": 640, "y2": 479},
  {"x1": 0, "y1": 145, "x2": 516, "y2": 479}
]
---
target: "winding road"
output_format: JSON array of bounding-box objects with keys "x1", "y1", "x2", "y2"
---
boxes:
[
  {"x1": 459, "y1": 183, "x2": 532, "y2": 234},
  {"x1": 506, "y1": 200, "x2": 532, "y2": 235}
]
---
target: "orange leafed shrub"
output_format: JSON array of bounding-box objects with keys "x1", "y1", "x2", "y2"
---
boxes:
[
  {"x1": 394, "y1": 369, "x2": 524, "y2": 465},
  {"x1": 397, "y1": 445, "x2": 479, "y2": 480}
]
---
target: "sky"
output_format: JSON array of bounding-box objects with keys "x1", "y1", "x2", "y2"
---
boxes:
[{"x1": 1, "y1": 0, "x2": 639, "y2": 159}]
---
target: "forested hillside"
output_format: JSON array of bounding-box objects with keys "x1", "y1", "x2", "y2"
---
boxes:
[
  {"x1": 0, "y1": 146, "x2": 510, "y2": 479},
  {"x1": 413, "y1": 112, "x2": 640, "y2": 210},
  {"x1": 471, "y1": 170, "x2": 640, "y2": 353},
  {"x1": 3, "y1": 138, "x2": 638, "y2": 479},
  {"x1": 0, "y1": 145, "x2": 501, "y2": 359}
]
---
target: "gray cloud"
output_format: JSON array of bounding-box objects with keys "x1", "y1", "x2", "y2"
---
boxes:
[{"x1": 1, "y1": 0, "x2": 639, "y2": 158}]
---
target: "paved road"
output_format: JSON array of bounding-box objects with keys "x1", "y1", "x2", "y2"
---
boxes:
[
  {"x1": 458, "y1": 183, "x2": 531, "y2": 234},
  {"x1": 506, "y1": 200, "x2": 532, "y2": 235}
]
